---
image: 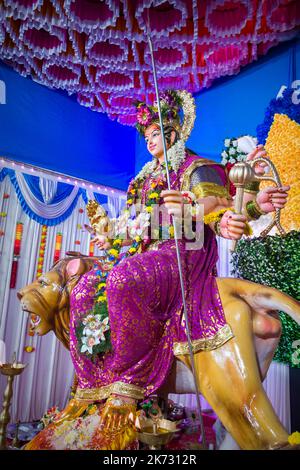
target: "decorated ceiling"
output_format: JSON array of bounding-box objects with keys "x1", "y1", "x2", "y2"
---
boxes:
[{"x1": 0, "y1": 0, "x2": 299, "y2": 126}]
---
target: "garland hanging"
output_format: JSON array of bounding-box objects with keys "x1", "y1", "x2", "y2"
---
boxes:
[
  {"x1": 10, "y1": 222, "x2": 23, "y2": 289},
  {"x1": 36, "y1": 225, "x2": 48, "y2": 278},
  {"x1": 53, "y1": 232, "x2": 63, "y2": 264}
]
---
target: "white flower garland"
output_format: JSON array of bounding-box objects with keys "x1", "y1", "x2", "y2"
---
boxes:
[
  {"x1": 134, "y1": 139, "x2": 186, "y2": 182},
  {"x1": 221, "y1": 135, "x2": 258, "y2": 165}
]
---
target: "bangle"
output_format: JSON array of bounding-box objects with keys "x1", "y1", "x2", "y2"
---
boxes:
[
  {"x1": 245, "y1": 199, "x2": 266, "y2": 220},
  {"x1": 244, "y1": 181, "x2": 260, "y2": 194},
  {"x1": 214, "y1": 220, "x2": 222, "y2": 236}
]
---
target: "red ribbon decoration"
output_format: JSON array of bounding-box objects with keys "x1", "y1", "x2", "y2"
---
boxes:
[{"x1": 10, "y1": 222, "x2": 23, "y2": 288}]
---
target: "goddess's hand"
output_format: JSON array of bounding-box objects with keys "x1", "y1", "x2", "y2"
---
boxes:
[
  {"x1": 90, "y1": 235, "x2": 112, "y2": 250},
  {"x1": 161, "y1": 189, "x2": 184, "y2": 217},
  {"x1": 246, "y1": 145, "x2": 268, "y2": 175},
  {"x1": 219, "y1": 211, "x2": 247, "y2": 240}
]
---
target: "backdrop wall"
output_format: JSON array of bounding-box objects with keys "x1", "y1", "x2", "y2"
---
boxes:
[{"x1": 0, "y1": 62, "x2": 136, "y2": 191}]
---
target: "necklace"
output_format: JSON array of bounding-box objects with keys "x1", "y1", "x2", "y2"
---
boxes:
[{"x1": 134, "y1": 139, "x2": 186, "y2": 182}]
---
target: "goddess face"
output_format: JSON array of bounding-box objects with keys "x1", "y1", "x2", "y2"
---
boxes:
[{"x1": 144, "y1": 124, "x2": 163, "y2": 159}]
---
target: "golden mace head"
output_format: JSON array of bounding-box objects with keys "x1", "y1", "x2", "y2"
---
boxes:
[{"x1": 229, "y1": 162, "x2": 256, "y2": 188}]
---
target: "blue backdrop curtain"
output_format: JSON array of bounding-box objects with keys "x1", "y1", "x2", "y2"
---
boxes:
[{"x1": 0, "y1": 61, "x2": 136, "y2": 191}]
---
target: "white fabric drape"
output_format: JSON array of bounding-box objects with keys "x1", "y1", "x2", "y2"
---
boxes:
[
  {"x1": 107, "y1": 194, "x2": 126, "y2": 218},
  {"x1": 0, "y1": 174, "x2": 105, "y2": 422},
  {"x1": 15, "y1": 171, "x2": 79, "y2": 218},
  {"x1": 39, "y1": 177, "x2": 58, "y2": 204}
]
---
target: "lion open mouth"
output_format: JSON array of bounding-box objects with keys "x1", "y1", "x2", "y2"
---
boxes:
[{"x1": 21, "y1": 305, "x2": 42, "y2": 330}]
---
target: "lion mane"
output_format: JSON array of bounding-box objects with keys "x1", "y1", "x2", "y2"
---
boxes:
[{"x1": 18, "y1": 254, "x2": 98, "y2": 350}]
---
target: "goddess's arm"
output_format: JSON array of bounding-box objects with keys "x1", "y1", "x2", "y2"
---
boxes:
[{"x1": 189, "y1": 165, "x2": 248, "y2": 239}]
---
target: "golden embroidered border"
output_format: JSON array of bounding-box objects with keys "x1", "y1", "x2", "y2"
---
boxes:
[
  {"x1": 173, "y1": 324, "x2": 234, "y2": 355},
  {"x1": 192, "y1": 182, "x2": 230, "y2": 199},
  {"x1": 180, "y1": 158, "x2": 230, "y2": 193},
  {"x1": 74, "y1": 381, "x2": 144, "y2": 401}
]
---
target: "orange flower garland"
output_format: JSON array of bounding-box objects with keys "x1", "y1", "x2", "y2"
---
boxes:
[
  {"x1": 89, "y1": 240, "x2": 95, "y2": 257},
  {"x1": 36, "y1": 225, "x2": 48, "y2": 278},
  {"x1": 10, "y1": 222, "x2": 23, "y2": 288},
  {"x1": 53, "y1": 232, "x2": 63, "y2": 263}
]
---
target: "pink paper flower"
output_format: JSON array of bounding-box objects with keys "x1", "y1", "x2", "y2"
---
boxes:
[{"x1": 136, "y1": 106, "x2": 153, "y2": 126}]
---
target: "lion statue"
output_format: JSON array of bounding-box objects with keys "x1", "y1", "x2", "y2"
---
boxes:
[{"x1": 18, "y1": 253, "x2": 300, "y2": 450}]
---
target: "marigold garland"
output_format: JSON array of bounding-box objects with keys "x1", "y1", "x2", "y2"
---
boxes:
[
  {"x1": 36, "y1": 225, "x2": 48, "y2": 278},
  {"x1": 204, "y1": 208, "x2": 252, "y2": 236},
  {"x1": 53, "y1": 232, "x2": 63, "y2": 264},
  {"x1": 89, "y1": 240, "x2": 95, "y2": 257},
  {"x1": 288, "y1": 431, "x2": 300, "y2": 446},
  {"x1": 10, "y1": 222, "x2": 23, "y2": 288}
]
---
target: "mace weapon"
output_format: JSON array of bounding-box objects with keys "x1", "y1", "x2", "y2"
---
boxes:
[
  {"x1": 147, "y1": 33, "x2": 207, "y2": 449},
  {"x1": 229, "y1": 157, "x2": 286, "y2": 251}
]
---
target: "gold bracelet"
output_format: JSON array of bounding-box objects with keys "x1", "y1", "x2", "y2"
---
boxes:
[
  {"x1": 245, "y1": 199, "x2": 266, "y2": 220},
  {"x1": 244, "y1": 181, "x2": 260, "y2": 192},
  {"x1": 214, "y1": 220, "x2": 222, "y2": 236}
]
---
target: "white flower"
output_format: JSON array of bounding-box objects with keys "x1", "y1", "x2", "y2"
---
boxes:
[
  {"x1": 81, "y1": 335, "x2": 100, "y2": 355},
  {"x1": 94, "y1": 317, "x2": 110, "y2": 342},
  {"x1": 221, "y1": 150, "x2": 228, "y2": 158},
  {"x1": 82, "y1": 314, "x2": 96, "y2": 326},
  {"x1": 127, "y1": 212, "x2": 150, "y2": 239},
  {"x1": 232, "y1": 140, "x2": 238, "y2": 147},
  {"x1": 84, "y1": 317, "x2": 110, "y2": 340},
  {"x1": 237, "y1": 135, "x2": 257, "y2": 154},
  {"x1": 224, "y1": 139, "x2": 231, "y2": 147},
  {"x1": 166, "y1": 139, "x2": 186, "y2": 173},
  {"x1": 229, "y1": 148, "x2": 236, "y2": 155},
  {"x1": 229, "y1": 158, "x2": 236, "y2": 163}
]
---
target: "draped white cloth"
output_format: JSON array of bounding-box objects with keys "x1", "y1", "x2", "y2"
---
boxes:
[
  {"x1": 0, "y1": 174, "x2": 103, "y2": 422},
  {"x1": 0, "y1": 175, "x2": 291, "y2": 432},
  {"x1": 38, "y1": 177, "x2": 58, "y2": 204}
]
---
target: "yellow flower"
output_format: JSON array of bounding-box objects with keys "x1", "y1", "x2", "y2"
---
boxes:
[
  {"x1": 134, "y1": 235, "x2": 141, "y2": 242},
  {"x1": 129, "y1": 247, "x2": 137, "y2": 254},
  {"x1": 169, "y1": 226, "x2": 174, "y2": 237},
  {"x1": 149, "y1": 192, "x2": 159, "y2": 199},
  {"x1": 129, "y1": 189, "x2": 136, "y2": 195},
  {"x1": 127, "y1": 198, "x2": 133, "y2": 205},
  {"x1": 113, "y1": 238, "x2": 122, "y2": 246},
  {"x1": 288, "y1": 431, "x2": 300, "y2": 445},
  {"x1": 97, "y1": 295, "x2": 107, "y2": 303},
  {"x1": 146, "y1": 206, "x2": 153, "y2": 213},
  {"x1": 203, "y1": 208, "x2": 233, "y2": 225},
  {"x1": 108, "y1": 249, "x2": 119, "y2": 257},
  {"x1": 97, "y1": 282, "x2": 106, "y2": 290}
]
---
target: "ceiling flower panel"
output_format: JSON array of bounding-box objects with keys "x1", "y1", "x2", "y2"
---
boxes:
[{"x1": 0, "y1": 0, "x2": 299, "y2": 125}]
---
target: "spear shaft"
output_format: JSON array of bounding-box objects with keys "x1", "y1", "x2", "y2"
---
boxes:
[{"x1": 147, "y1": 34, "x2": 207, "y2": 450}]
